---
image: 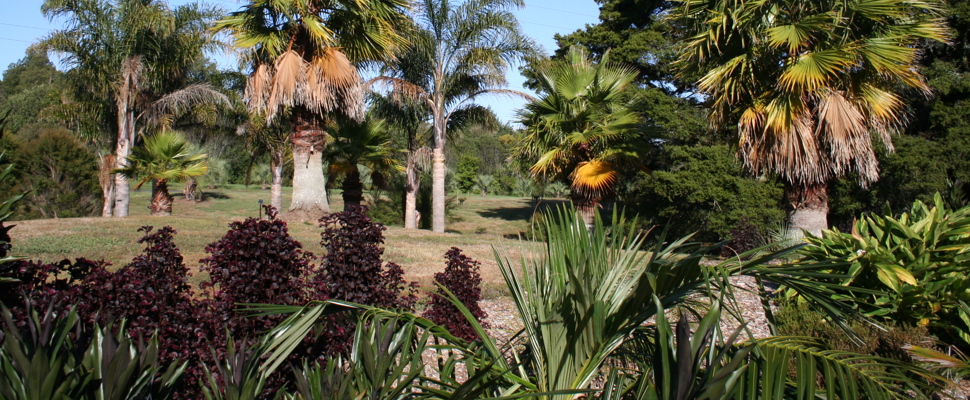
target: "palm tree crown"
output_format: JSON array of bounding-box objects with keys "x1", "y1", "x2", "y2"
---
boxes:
[
  {"x1": 115, "y1": 131, "x2": 209, "y2": 188},
  {"x1": 670, "y1": 0, "x2": 948, "y2": 233},
  {"x1": 518, "y1": 47, "x2": 645, "y2": 227}
]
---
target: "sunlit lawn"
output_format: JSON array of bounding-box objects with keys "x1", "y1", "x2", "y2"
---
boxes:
[{"x1": 10, "y1": 185, "x2": 559, "y2": 297}]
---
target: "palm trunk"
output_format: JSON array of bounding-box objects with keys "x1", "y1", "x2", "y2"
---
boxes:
[
  {"x1": 183, "y1": 178, "x2": 197, "y2": 200},
  {"x1": 113, "y1": 107, "x2": 135, "y2": 217},
  {"x1": 99, "y1": 155, "x2": 116, "y2": 217},
  {"x1": 571, "y1": 190, "x2": 600, "y2": 234},
  {"x1": 785, "y1": 181, "x2": 829, "y2": 237},
  {"x1": 342, "y1": 169, "x2": 364, "y2": 211},
  {"x1": 432, "y1": 111, "x2": 447, "y2": 233},
  {"x1": 150, "y1": 179, "x2": 173, "y2": 216},
  {"x1": 288, "y1": 110, "x2": 329, "y2": 220},
  {"x1": 270, "y1": 151, "x2": 284, "y2": 212},
  {"x1": 113, "y1": 56, "x2": 140, "y2": 218},
  {"x1": 404, "y1": 147, "x2": 420, "y2": 229}
]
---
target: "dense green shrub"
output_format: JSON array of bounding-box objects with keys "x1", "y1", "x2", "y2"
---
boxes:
[
  {"x1": 775, "y1": 300, "x2": 930, "y2": 364},
  {"x1": 621, "y1": 144, "x2": 784, "y2": 241},
  {"x1": 800, "y1": 194, "x2": 970, "y2": 348},
  {"x1": 13, "y1": 127, "x2": 101, "y2": 219}
]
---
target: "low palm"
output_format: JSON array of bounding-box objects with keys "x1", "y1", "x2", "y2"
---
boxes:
[
  {"x1": 519, "y1": 46, "x2": 646, "y2": 229},
  {"x1": 324, "y1": 118, "x2": 403, "y2": 211},
  {"x1": 114, "y1": 131, "x2": 208, "y2": 216},
  {"x1": 670, "y1": 0, "x2": 949, "y2": 234}
]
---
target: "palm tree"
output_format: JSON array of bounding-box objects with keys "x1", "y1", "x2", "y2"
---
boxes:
[
  {"x1": 670, "y1": 0, "x2": 949, "y2": 235},
  {"x1": 518, "y1": 46, "x2": 646, "y2": 231},
  {"x1": 325, "y1": 118, "x2": 403, "y2": 211},
  {"x1": 368, "y1": 95, "x2": 431, "y2": 230},
  {"x1": 40, "y1": 0, "x2": 227, "y2": 218},
  {"x1": 213, "y1": 0, "x2": 410, "y2": 220},
  {"x1": 114, "y1": 131, "x2": 208, "y2": 216},
  {"x1": 371, "y1": 0, "x2": 538, "y2": 232}
]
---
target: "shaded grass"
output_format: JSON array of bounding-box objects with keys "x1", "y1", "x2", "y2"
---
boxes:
[{"x1": 10, "y1": 185, "x2": 555, "y2": 298}]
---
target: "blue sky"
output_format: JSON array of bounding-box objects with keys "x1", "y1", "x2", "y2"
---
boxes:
[{"x1": 0, "y1": 0, "x2": 601, "y2": 124}]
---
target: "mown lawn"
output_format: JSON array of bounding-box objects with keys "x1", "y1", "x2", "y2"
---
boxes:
[{"x1": 10, "y1": 185, "x2": 560, "y2": 297}]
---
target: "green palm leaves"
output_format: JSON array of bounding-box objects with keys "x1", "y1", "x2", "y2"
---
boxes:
[
  {"x1": 519, "y1": 47, "x2": 644, "y2": 224},
  {"x1": 114, "y1": 131, "x2": 208, "y2": 190},
  {"x1": 672, "y1": 0, "x2": 948, "y2": 187}
]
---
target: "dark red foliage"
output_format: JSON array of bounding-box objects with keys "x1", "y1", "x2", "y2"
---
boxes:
[
  {"x1": 199, "y1": 207, "x2": 317, "y2": 398},
  {"x1": 200, "y1": 207, "x2": 315, "y2": 335},
  {"x1": 423, "y1": 247, "x2": 488, "y2": 341},
  {"x1": 315, "y1": 206, "x2": 417, "y2": 310}
]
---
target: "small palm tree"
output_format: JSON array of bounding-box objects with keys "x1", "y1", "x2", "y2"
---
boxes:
[
  {"x1": 114, "y1": 131, "x2": 208, "y2": 216},
  {"x1": 519, "y1": 46, "x2": 647, "y2": 230},
  {"x1": 475, "y1": 174, "x2": 493, "y2": 196},
  {"x1": 325, "y1": 118, "x2": 403, "y2": 211}
]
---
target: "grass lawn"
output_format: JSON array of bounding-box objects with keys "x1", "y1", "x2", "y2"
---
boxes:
[{"x1": 9, "y1": 185, "x2": 561, "y2": 297}]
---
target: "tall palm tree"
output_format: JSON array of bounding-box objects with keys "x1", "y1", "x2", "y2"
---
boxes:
[
  {"x1": 325, "y1": 118, "x2": 404, "y2": 211},
  {"x1": 671, "y1": 0, "x2": 949, "y2": 235},
  {"x1": 518, "y1": 47, "x2": 645, "y2": 231},
  {"x1": 114, "y1": 131, "x2": 209, "y2": 216},
  {"x1": 40, "y1": 0, "x2": 227, "y2": 218},
  {"x1": 371, "y1": 0, "x2": 537, "y2": 232},
  {"x1": 213, "y1": 0, "x2": 410, "y2": 220}
]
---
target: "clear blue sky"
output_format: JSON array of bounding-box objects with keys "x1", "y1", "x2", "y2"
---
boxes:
[{"x1": 0, "y1": 0, "x2": 600, "y2": 124}]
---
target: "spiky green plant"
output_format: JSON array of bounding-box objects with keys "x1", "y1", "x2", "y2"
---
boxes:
[{"x1": 113, "y1": 131, "x2": 208, "y2": 216}]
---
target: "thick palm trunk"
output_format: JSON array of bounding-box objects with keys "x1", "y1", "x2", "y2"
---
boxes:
[
  {"x1": 404, "y1": 150, "x2": 420, "y2": 229},
  {"x1": 288, "y1": 110, "x2": 330, "y2": 220},
  {"x1": 150, "y1": 180, "x2": 173, "y2": 216},
  {"x1": 432, "y1": 111, "x2": 447, "y2": 233},
  {"x1": 571, "y1": 190, "x2": 600, "y2": 234},
  {"x1": 785, "y1": 181, "x2": 829, "y2": 237},
  {"x1": 270, "y1": 151, "x2": 284, "y2": 211},
  {"x1": 183, "y1": 178, "x2": 198, "y2": 200},
  {"x1": 342, "y1": 169, "x2": 364, "y2": 211}
]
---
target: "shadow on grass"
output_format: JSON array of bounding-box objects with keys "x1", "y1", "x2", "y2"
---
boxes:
[
  {"x1": 200, "y1": 191, "x2": 232, "y2": 200},
  {"x1": 476, "y1": 199, "x2": 569, "y2": 221}
]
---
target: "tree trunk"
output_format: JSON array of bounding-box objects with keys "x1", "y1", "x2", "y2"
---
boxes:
[
  {"x1": 183, "y1": 178, "x2": 198, "y2": 200},
  {"x1": 432, "y1": 146, "x2": 446, "y2": 232},
  {"x1": 270, "y1": 151, "x2": 284, "y2": 212},
  {"x1": 405, "y1": 150, "x2": 420, "y2": 229},
  {"x1": 113, "y1": 109, "x2": 134, "y2": 217},
  {"x1": 342, "y1": 168, "x2": 363, "y2": 211},
  {"x1": 113, "y1": 56, "x2": 140, "y2": 218},
  {"x1": 785, "y1": 181, "x2": 829, "y2": 237},
  {"x1": 150, "y1": 179, "x2": 173, "y2": 216},
  {"x1": 288, "y1": 111, "x2": 329, "y2": 220},
  {"x1": 99, "y1": 155, "x2": 115, "y2": 217},
  {"x1": 571, "y1": 190, "x2": 600, "y2": 234}
]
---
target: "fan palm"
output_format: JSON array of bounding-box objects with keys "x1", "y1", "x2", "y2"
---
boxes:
[
  {"x1": 368, "y1": 94, "x2": 431, "y2": 229},
  {"x1": 213, "y1": 0, "x2": 410, "y2": 220},
  {"x1": 518, "y1": 46, "x2": 645, "y2": 230},
  {"x1": 114, "y1": 131, "x2": 208, "y2": 216},
  {"x1": 670, "y1": 0, "x2": 949, "y2": 235},
  {"x1": 371, "y1": 0, "x2": 538, "y2": 232},
  {"x1": 39, "y1": 0, "x2": 227, "y2": 218},
  {"x1": 324, "y1": 118, "x2": 404, "y2": 211}
]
